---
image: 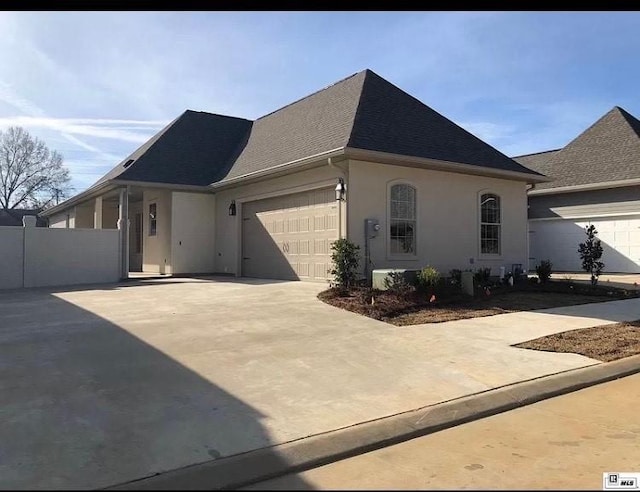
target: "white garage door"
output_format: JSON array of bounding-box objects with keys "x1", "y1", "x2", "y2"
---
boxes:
[
  {"x1": 242, "y1": 188, "x2": 339, "y2": 281},
  {"x1": 529, "y1": 216, "x2": 640, "y2": 273}
]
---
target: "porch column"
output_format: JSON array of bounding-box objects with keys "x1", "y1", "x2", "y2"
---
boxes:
[
  {"x1": 117, "y1": 187, "x2": 130, "y2": 280},
  {"x1": 94, "y1": 196, "x2": 103, "y2": 229}
]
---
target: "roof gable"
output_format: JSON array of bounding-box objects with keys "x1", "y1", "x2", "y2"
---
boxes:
[
  {"x1": 221, "y1": 71, "x2": 366, "y2": 182},
  {"x1": 348, "y1": 70, "x2": 541, "y2": 176},
  {"x1": 524, "y1": 106, "x2": 640, "y2": 190}
]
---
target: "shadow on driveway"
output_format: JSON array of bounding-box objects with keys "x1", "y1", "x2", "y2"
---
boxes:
[{"x1": 0, "y1": 288, "x2": 311, "y2": 489}]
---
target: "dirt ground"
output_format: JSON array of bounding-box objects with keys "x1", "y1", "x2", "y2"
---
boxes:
[
  {"x1": 320, "y1": 288, "x2": 619, "y2": 325},
  {"x1": 515, "y1": 321, "x2": 640, "y2": 362}
]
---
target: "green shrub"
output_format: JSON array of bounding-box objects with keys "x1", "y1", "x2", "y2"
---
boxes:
[
  {"x1": 473, "y1": 267, "x2": 492, "y2": 287},
  {"x1": 329, "y1": 238, "x2": 360, "y2": 289},
  {"x1": 578, "y1": 225, "x2": 605, "y2": 286},
  {"x1": 535, "y1": 259, "x2": 553, "y2": 284},
  {"x1": 383, "y1": 271, "x2": 413, "y2": 297},
  {"x1": 416, "y1": 266, "x2": 441, "y2": 292}
]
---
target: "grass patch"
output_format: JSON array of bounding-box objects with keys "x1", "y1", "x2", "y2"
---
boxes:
[{"x1": 514, "y1": 321, "x2": 640, "y2": 362}]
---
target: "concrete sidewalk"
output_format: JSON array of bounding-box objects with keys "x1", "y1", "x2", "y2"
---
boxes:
[
  {"x1": 249, "y1": 372, "x2": 640, "y2": 490},
  {"x1": 549, "y1": 272, "x2": 640, "y2": 290}
]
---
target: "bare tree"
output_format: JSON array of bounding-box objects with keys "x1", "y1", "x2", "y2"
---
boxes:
[{"x1": 0, "y1": 126, "x2": 71, "y2": 212}]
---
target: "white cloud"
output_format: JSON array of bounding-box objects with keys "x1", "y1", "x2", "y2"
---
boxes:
[
  {"x1": 458, "y1": 121, "x2": 515, "y2": 145},
  {"x1": 0, "y1": 116, "x2": 168, "y2": 143}
]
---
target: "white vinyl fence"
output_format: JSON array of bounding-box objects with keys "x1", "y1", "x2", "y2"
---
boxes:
[{"x1": 0, "y1": 219, "x2": 120, "y2": 290}]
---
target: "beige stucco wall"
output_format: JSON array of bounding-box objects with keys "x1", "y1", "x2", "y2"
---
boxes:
[
  {"x1": 171, "y1": 192, "x2": 216, "y2": 274},
  {"x1": 49, "y1": 213, "x2": 67, "y2": 228},
  {"x1": 74, "y1": 203, "x2": 94, "y2": 228},
  {"x1": 347, "y1": 159, "x2": 529, "y2": 276},
  {"x1": 143, "y1": 189, "x2": 172, "y2": 274},
  {"x1": 102, "y1": 202, "x2": 119, "y2": 229},
  {"x1": 49, "y1": 210, "x2": 74, "y2": 228},
  {"x1": 214, "y1": 164, "x2": 347, "y2": 275}
]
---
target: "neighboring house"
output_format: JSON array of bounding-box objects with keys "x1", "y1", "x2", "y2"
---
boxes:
[
  {"x1": 0, "y1": 209, "x2": 47, "y2": 227},
  {"x1": 42, "y1": 69, "x2": 545, "y2": 282},
  {"x1": 514, "y1": 106, "x2": 640, "y2": 273}
]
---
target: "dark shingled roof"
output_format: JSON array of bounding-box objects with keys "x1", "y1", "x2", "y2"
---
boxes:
[
  {"x1": 0, "y1": 209, "x2": 46, "y2": 227},
  {"x1": 514, "y1": 107, "x2": 640, "y2": 190},
  {"x1": 96, "y1": 111, "x2": 252, "y2": 186},
  {"x1": 91, "y1": 69, "x2": 542, "y2": 190},
  {"x1": 224, "y1": 71, "x2": 366, "y2": 181},
  {"x1": 347, "y1": 70, "x2": 541, "y2": 175}
]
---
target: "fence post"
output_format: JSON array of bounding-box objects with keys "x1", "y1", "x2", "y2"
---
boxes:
[{"x1": 22, "y1": 215, "x2": 37, "y2": 288}]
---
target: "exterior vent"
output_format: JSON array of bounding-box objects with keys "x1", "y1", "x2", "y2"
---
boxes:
[{"x1": 123, "y1": 159, "x2": 135, "y2": 168}]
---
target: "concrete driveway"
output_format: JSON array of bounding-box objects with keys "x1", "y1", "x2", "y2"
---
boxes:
[{"x1": 0, "y1": 277, "x2": 636, "y2": 489}]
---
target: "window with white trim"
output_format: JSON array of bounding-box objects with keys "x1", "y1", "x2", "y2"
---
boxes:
[
  {"x1": 480, "y1": 193, "x2": 501, "y2": 255},
  {"x1": 389, "y1": 184, "x2": 416, "y2": 255}
]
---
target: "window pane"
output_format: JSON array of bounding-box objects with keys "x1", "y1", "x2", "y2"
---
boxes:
[
  {"x1": 397, "y1": 201, "x2": 408, "y2": 219},
  {"x1": 480, "y1": 194, "x2": 500, "y2": 254},
  {"x1": 391, "y1": 185, "x2": 401, "y2": 201},
  {"x1": 390, "y1": 200, "x2": 399, "y2": 218},
  {"x1": 481, "y1": 224, "x2": 500, "y2": 254},
  {"x1": 390, "y1": 185, "x2": 417, "y2": 255},
  {"x1": 407, "y1": 198, "x2": 415, "y2": 219},
  {"x1": 397, "y1": 185, "x2": 408, "y2": 201},
  {"x1": 481, "y1": 194, "x2": 500, "y2": 224}
]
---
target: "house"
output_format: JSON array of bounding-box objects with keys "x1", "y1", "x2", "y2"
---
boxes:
[
  {"x1": 514, "y1": 106, "x2": 640, "y2": 274},
  {"x1": 42, "y1": 69, "x2": 546, "y2": 282},
  {"x1": 0, "y1": 209, "x2": 47, "y2": 227}
]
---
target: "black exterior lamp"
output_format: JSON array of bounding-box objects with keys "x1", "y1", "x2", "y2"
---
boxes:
[
  {"x1": 228, "y1": 200, "x2": 236, "y2": 216},
  {"x1": 335, "y1": 178, "x2": 346, "y2": 201}
]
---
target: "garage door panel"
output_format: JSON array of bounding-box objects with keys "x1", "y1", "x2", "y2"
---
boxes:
[
  {"x1": 530, "y1": 216, "x2": 640, "y2": 273},
  {"x1": 242, "y1": 188, "x2": 338, "y2": 281}
]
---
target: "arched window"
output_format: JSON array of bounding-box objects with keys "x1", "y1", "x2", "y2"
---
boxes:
[
  {"x1": 389, "y1": 184, "x2": 416, "y2": 255},
  {"x1": 480, "y1": 193, "x2": 501, "y2": 255}
]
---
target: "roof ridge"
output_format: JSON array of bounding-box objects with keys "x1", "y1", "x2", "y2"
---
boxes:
[
  {"x1": 512, "y1": 148, "x2": 562, "y2": 158},
  {"x1": 256, "y1": 70, "x2": 367, "y2": 121},
  {"x1": 551, "y1": 105, "x2": 640, "y2": 160},
  {"x1": 183, "y1": 109, "x2": 252, "y2": 123},
  {"x1": 613, "y1": 105, "x2": 640, "y2": 138}
]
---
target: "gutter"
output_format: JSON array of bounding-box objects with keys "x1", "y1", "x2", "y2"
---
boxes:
[
  {"x1": 110, "y1": 180, "x2": 212, "y2": 193},
  {"x1": 344, "y1": 148, "x2": 550, "y2": 184},
  {"x1": 41, "y1": 181, "x2": 114, "y2": 217},
  {"x1": 528, "y1": 177, "x2": 640, "y2": 196},
  {"x1": 208, "y1": 147, "x2": 346, "y2": 191}
]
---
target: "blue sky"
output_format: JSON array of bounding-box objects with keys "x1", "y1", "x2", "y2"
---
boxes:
[{"x1": 1, "y1": 11, "x2": 639, "y2": 194}]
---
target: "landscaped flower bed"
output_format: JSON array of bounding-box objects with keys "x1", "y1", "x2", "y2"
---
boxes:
[{"x1": 318, "y1": 280, "x2": 640, "y2": 326}]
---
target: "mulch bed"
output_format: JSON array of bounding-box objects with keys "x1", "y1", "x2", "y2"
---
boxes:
[
  {"x1": 318, "y1": 280, "x2": 640, "y2": 326},
  {"x1": 514, "y1": 321, "x2": 640, "y2": 362}
]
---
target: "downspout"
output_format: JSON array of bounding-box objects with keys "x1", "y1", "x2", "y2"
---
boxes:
[{"x1": 526, "y1": 183, "x2": 536, "y2": 273}]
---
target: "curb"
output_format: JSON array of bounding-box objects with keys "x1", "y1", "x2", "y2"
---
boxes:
[{"x1": 106, "y1": 354, "x2": 640, "y2": 491}]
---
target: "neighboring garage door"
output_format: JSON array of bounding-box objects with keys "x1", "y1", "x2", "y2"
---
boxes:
[
  {"x1": 529, "y1": 216, "x2": 640, "y2": 273},
  {"x1": 242, "y1": 188, "x2": 338, "y2": 281}
]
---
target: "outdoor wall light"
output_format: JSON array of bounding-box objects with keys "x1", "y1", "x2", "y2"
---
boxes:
[
  {"x1": 228, "y1": 200, "x2": 236, "y2": 216},
  {"x1": 335, "y1": 178, "x2": 346, "y2": 201}
]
